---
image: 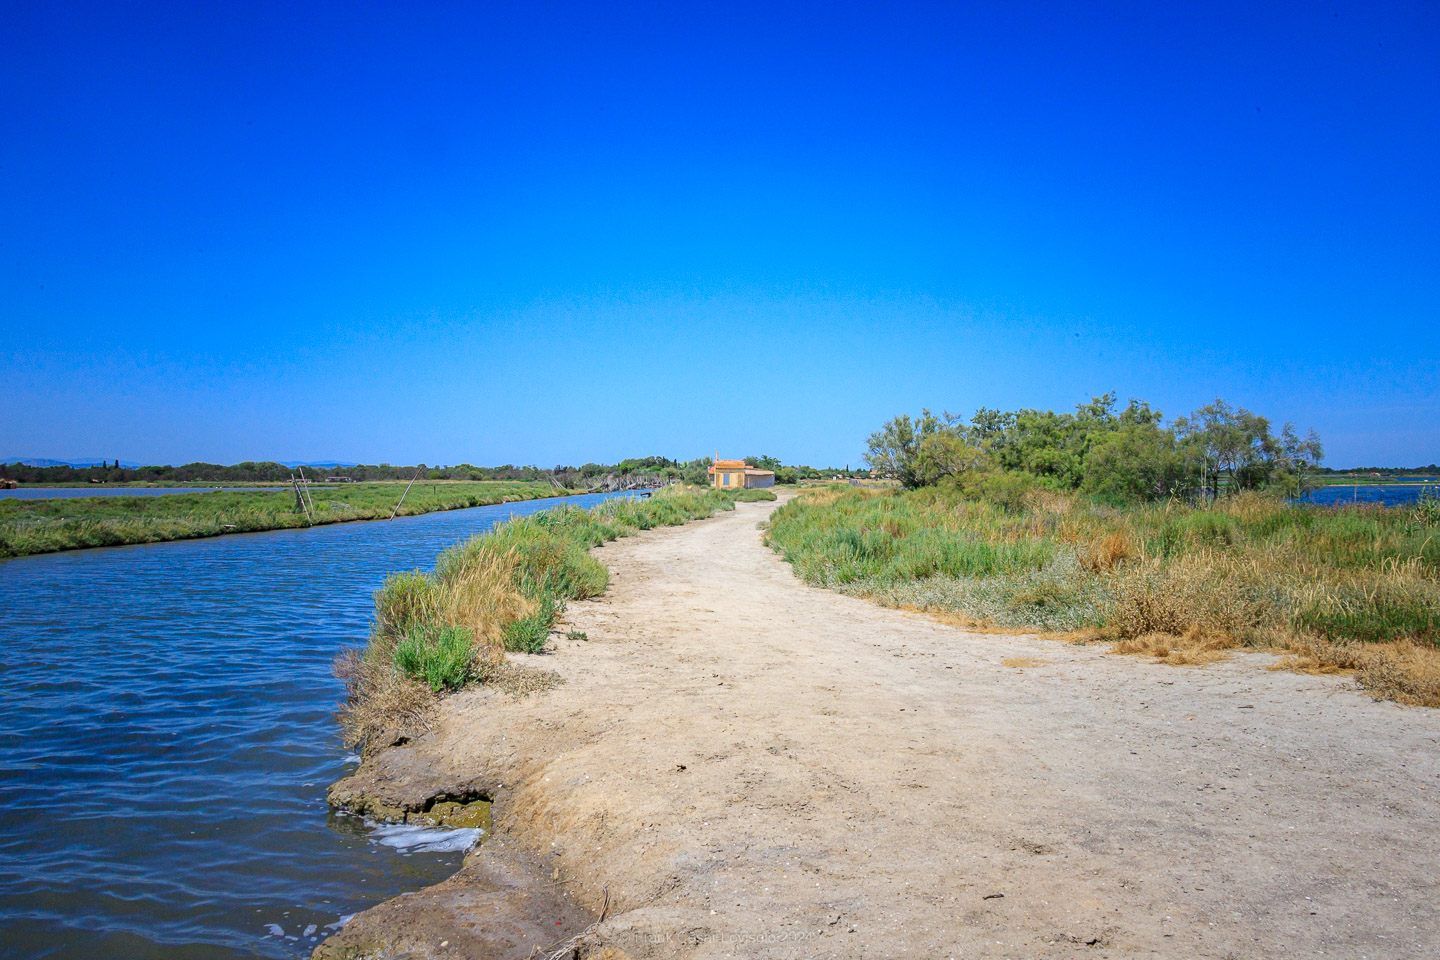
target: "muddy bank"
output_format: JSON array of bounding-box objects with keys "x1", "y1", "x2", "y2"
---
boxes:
[{"x1": 324, "y1": 497, "x2": 1440, "y2": 959}]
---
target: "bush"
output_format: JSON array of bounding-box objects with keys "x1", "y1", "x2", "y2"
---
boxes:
[
  {"x1": 502, "y1": 599, "x2": 557, "y2": 653},
  {"x1": 393, "y1": 624, "x2": 476, "y2": 691}
]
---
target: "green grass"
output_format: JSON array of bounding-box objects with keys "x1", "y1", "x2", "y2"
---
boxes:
[
  {"x1": 0, "y1": 481, "x2": 569, "y2": 557},
  {"x1": 766, "y1": 486, "x2": 1440, "y2": 645},
  {"x1": 393, "y1": 624, "x2": 476, "y2": 691}
]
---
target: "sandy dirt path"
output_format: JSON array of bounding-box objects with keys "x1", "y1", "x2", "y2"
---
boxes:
[{"x1": 327, "y1": 497, "x2": 1440, "y2": 959}]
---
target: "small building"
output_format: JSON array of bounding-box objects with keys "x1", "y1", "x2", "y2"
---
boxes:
[{"x1": 708, "y1": 457, "x2": 775, "y2": 489}]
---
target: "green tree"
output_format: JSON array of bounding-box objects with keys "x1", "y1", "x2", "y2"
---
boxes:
[
  {"x1": 864, "y1": 410, "x2": 952, "y2": 488},
  {"x1": 1081, "y1": 422, "x2": 1191, "y2": 502},
  {"x1": 1173, "y1": 399, "x2": 1321, "y2": 496},
  {"x1": 913, "y1": 433, "x2": 988, "y2": 487}
]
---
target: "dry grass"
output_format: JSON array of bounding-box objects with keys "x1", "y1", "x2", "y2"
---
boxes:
[
  {"x1": 767, "y1": 486, "x2": 1440, "y2": 706},
  {"x1": 1108, "y1": 627, "x2": 1237, "y2": 666},
  {"x1": 334, "y1": 647, "x2": 440, "y2": 751},
  {"x1": 1353, "y1": 642, "x2": 1440, "y2": 707},
  {"x1": 486, "y1": 661, "x2": 564, "y2": 697},
  {"x1": 438, "y1": 547, "x2": 536, "y2": 647},
  {"x1": 1080, "y1": 532, "x2": 1135, "y2": 573},
  {"x1": 1001, "y1": 657, "x2": 1052, "y2": 668}
]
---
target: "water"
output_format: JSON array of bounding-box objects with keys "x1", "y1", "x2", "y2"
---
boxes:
[
  {"x1": 0, "y1": 488, "x2": 275, "y2": 500},
  {"x1": 0, "y1": 493, "x2": 629, "y2": 959},
  {"x1": 1298, "y1": 482, "x2": 1440, "y2": 507}
]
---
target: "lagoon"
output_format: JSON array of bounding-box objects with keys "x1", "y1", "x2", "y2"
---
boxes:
[{"x1": 1299, "y1": 482, "x2": 1439, "y2": 507}]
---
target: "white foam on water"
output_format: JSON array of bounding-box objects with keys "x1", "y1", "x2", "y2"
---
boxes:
[{"x1": 366, "y1": 821, "x2": 483, "y2": 853}]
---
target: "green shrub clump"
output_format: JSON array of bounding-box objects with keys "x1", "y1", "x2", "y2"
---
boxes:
[{"x1": 394, "y1": 624, "x2": 476, "y2": 691}]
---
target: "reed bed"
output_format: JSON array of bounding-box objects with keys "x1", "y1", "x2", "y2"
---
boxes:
[
  {"x1": 765, "y1": 487, "x2": 1440, "y2": 706},
  {"x1": 338, "y1": 487, "x2": 773, "y2": 751}
]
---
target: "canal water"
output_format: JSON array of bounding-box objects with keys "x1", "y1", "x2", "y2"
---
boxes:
[{"x1": 0, "y1": 493, "x2": 629, "y2": 959}]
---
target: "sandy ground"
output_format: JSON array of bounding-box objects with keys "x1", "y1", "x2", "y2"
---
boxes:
[{"x1": 325, "y1": 497, "x2": 1440, "y2": 959}]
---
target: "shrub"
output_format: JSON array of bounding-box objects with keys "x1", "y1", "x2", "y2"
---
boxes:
[
  {"x1": 393, "y1": 624, "x2": 476, "y2": 691},
  {"x1": 502, "y1": 600, "x2": 556, "y2": 653}
]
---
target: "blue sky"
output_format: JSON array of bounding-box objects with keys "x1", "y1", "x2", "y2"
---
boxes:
[{"x1": 3, "y1": 1, "x2": 1436, "y2": 468}]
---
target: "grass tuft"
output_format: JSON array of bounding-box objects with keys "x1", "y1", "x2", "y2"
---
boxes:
[{"x1": 393, "y1": 624, "x2": 476, "y2": 691}]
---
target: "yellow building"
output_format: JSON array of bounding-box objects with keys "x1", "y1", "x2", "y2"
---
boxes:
[{"x1": 708, "y1": 457, "x2": 775, "y2": 489}]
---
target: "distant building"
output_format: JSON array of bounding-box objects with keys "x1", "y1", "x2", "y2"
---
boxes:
[{"x1": 708, "y1": 455, "x2": 775, "y2": 489}]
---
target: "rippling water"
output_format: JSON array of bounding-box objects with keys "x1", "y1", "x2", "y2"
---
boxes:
[
  {"x1": 1298, "y1": 482, "x2": 1439, "y2": 507},
  {"x1": 0, "y1": 493, "x2": 628, "y2": 959}
]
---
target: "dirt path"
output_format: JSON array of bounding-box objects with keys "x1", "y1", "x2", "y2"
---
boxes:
[{"x1": 326, "y1": 497, "x2": 1440, "y2": 959}]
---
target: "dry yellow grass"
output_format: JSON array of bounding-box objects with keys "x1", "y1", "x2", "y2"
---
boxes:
[
  {"x1": 334, "y1": 647, "x2": 439, "y2": 749},
  {"x1": 1080, "y1": 531, "x2": 1135, "y2": 572},
  {"x1": 904, "y1": 579, "x2": 1440, "y2": 704},
  {"x1": 1001, "y1": 657, "x2": 1052, "y2": 668},
  {"x1": 437, "y1": 547, "x2": 535, "y2": 649},
  {"x1": 1108, "y1": 627, "x2": 1237, "y2": 666}
]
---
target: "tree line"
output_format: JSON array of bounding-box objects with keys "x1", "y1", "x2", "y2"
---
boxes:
[
  {"x1": 864, "y1": 394, "x2": 1324, "y2": 503},
  {"x1": 1, "y1": 455, "x2": 867, "y2": 487}
]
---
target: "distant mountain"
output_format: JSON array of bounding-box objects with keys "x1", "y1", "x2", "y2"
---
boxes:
[
  {"x1": 1, "y1": 458, "x2": 145, "y2": 468},
  {"x1": 280, "y1": 461, "x2": 361, "y2": 469}
]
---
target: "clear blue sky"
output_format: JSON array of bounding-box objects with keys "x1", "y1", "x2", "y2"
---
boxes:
[{"x1": 4, "y1": 1, "x2": 1436, "y2": 468}]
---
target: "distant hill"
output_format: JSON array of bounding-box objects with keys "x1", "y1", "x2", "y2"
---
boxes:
[{"x1": 280, "y1": 461, "x2": 361, "y2": 469}]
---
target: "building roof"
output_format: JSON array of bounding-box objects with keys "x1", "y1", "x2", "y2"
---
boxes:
[{"x1": 743, "y1": 468, "x2": 775, "y2": 476}]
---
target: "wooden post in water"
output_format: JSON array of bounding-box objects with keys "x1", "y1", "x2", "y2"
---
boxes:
[{"x1": 390, "y1": 470, "x2": 422, "y2": 520}]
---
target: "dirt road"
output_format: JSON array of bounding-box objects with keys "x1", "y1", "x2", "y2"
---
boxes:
[{"x1": 326, "y1": 497, "x2": 1440, "y2": 959}]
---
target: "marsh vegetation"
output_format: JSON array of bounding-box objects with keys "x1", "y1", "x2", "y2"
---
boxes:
[
  {"x1": 767, "y1": 484, "x2": 1440, "y2": 706},
  {"x1": 767, "y1": 395, "x2": 1440, "y2": 707}
]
